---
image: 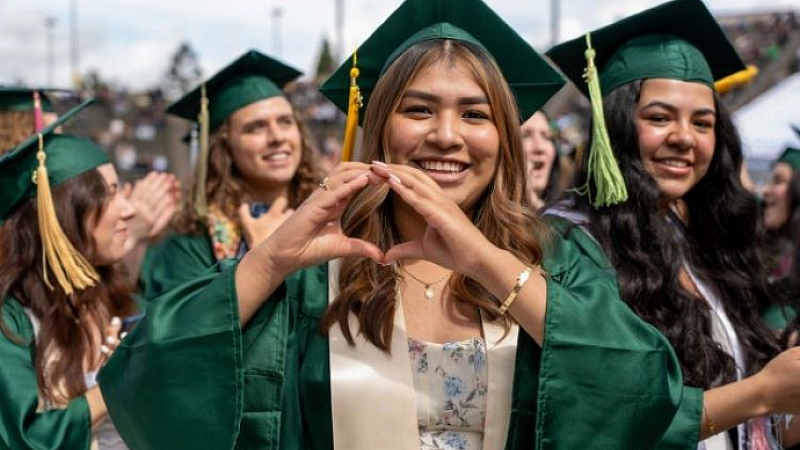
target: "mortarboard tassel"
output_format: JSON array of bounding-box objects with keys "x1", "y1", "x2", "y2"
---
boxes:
[
  {"x1": 33, "y1": 134, "x2": 99, "y2": 294},
  {"x1": 32, "y1": 91, "x2": 44, "y2": 133},
  {"x1": 195, "y1": 84, "x2": 210, "y2": 218},
  {"x1": 578, "y1": 33, "x2": 628, "y2": 208},
  {"x1": 714, "y1": 65, "x2": 758, "y2": 94},
  {"x1": 341, "y1": 51, "x2": 363, "y2": 162}
]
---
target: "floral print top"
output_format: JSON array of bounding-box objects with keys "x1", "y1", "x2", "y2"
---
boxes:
[{"x1": 408, "y1": 336, "x2": 488, "y2": 450}]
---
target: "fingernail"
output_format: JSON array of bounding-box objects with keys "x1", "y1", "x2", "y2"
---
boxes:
[
  {"x1": 389, "y1": 174, "x2": 402, "y2": 185},
  {"x1": 120, "y1": 332, "x2": 128, "y2": 339},
  {"x1": 371, "y1": 160, "x2": 388, "y2": 168},
  {"x1": 101, "y1": 345, "x2": 110, "y2": 354},
  {"x1": 106, "y1": 336, "x2": 117, "y2": 345},
  {"x1": 111, "y1": 316, "x2": 121, "y2": 326}
]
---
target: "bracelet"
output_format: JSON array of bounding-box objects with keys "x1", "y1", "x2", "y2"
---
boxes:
[
  {"x1": 704, "y1": 403, "x2": 716, "y2": 435},
  {"x1": 498, "y1": 265, "x2": 536, "y2": 315}
]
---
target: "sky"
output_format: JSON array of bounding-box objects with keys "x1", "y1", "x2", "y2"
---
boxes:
[{"x1": 1, "y1": 0, "x2": 799, "y2": 91}]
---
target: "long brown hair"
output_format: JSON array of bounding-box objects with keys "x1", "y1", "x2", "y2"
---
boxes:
[
  {"x1": 0, "y1": 111, "x2": 35, "y2": 154},
  {"x1": 175, "y1": 103, "x2": 324, "y2": 234},
  {"x1": 0, "y1": 169, "x2": 136, "y2": 405},
  {"x1": 323, "y1": 39, "x2": 547, "y2": 351}
]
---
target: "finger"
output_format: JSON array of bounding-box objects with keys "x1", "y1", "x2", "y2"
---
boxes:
[
  {"x1": 122, "y1": 182, "x2": 133, "y2": 199},
  {"x1": 238, "y1": 203, "x2": 254, "y2": 225},
  {"x1": 106, "y1": 316, "x2": 122, "y2": 341},
  {"x1": 383, "y1": 241, "x2": 424, "y2": 265},
  {"x1": 384, "y1": 172, "x2": 446, "y2": 224},
  {"x1": 337, "y1": 237, "x2": 385, "y2": 264},
  {"x1": 371, "y1": 162, "x2": 441, "y2": 193},
  {"x1": 269, "y1": 196, "x2": 290, "y2": 215}
]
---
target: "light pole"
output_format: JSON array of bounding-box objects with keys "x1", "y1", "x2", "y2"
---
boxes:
[
  {"x1": 335, "y1": 0, "x2": 344, "y2": 61},
  {"x1": 550, "y1": 0, "x2": 560, "y2": 47},
  {"x1": 70, "y1": 0, "x2": 80, "y2": 88},
  {"x1": 271, "y1": 8, "x2": 284, "y2": 58},
  {"x1": 45, "y1": 16, "x2": 57, "y2": 86}
]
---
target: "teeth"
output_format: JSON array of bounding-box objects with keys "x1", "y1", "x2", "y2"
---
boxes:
[
  {"x1": 661, "y1": 159, "x2": 689, "y2": 168},
  {"x1": 265, "y1": 153, "x2": 289, "y2": 161},
  {"x1": 419, "y1": 160, "x2": 465, "y2": 172}
]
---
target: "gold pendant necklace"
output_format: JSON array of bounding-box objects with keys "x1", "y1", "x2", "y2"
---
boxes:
[{"x1": 402, "y1": 268, "x2": 451, "y2": 299}]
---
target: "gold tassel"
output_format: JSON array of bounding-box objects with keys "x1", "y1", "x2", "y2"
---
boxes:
[
  {"x1": 714, "y1": 65, "x2": 758, "y2": 94},
  {"x1": 341, "y1": 51, "x2": 363, "y2": 162},
  {"x1": 195, "y1": 84, "x2": 210, "y2": 218},
  {"x1": 577, "y1": 33, "x2": 628, "y2": 208},
  {"x1": 33, "y1": 134, "x2": 99, "y2": 294}
]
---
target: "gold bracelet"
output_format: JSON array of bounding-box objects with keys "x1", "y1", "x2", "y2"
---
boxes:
[
  {"x1": 703, "y1": 403, "x2": 716, "y2": 435},
  {"x1": 498, "y1": 265, "x2": 536, "y2": 315}
]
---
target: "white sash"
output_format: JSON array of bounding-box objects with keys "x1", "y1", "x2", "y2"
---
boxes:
[{"x1": 328, "y1": 260, "x2": 519, "y2": 450}]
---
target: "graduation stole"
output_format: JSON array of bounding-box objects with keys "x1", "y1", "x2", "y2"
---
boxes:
[{"x1": 327, "y1": 259, "x2": 519, "y2": 450}]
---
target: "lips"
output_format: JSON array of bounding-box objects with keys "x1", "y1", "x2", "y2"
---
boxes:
[{"x1": 261, "y1": 151, "x2": 291, "y2": 162}]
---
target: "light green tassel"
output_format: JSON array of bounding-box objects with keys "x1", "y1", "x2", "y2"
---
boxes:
[
  {"x1": 195, "y1": 84, "x2": 210, "y2": 218},
  {"x1": 575, "y1": 33, "x2": 628, "y2": 208}
]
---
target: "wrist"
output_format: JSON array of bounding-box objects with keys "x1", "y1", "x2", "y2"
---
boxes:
[{"x1": 745, "y1": 372, "x2": 773, "y2": 416}]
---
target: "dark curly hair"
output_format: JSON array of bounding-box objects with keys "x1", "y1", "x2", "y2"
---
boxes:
[{"x1": 567, "y1": 80, "x2": 781, "y2": 388}]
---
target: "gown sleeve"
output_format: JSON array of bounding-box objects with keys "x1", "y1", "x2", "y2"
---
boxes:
[
  {"x1": 506, "y1": 218, "x2": 698, "y2": 449},
  {"x1": 0, "y1": 299, "x2": 92, "y2": 450},
  {"x1": 98, "y1": 259, "x2": 300, "y2": 450},
  {"x1": 138, "y1": 233, "x2": 217, "y2": 301}
]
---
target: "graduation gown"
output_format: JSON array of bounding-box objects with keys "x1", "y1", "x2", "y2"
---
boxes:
[
  {"x1": 0, "y1": 298, "x2": 93, "y2": 450},
  {"x1": 98, "y1": 219, "x2": 702, "y2": 450},
  {"x1": 138, "y1": 233, "x2": 216, "y2": 301}
]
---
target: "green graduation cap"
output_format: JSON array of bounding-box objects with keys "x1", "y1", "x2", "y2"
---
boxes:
[
  {"x1": 0, "y1": 99, "x2": 107, "y2": 294},
  {"x1": 778, "y1": 147, "x2": 800, "y2": 172},
  {"x1": 167, "y1": 49, "x2": 302, "y2": 218},
  {"x1": 319, "y1": 0, "x2": 565, "y2": 127},
  {"x1": 544, "y1": 0, "x2": 744, "y2": 209},
  {"x1": 546, "y1": 0, "x2": 745, "y2": 97},
  {"x1": 792, "y1": 124, "x2": 800, "y2": 142},
  {"x1": 0, "y1": 85, "x2": 57, "y2": 112},
  {"x1": 167, "y1": 49, "x2": 302, "y2": 131}
]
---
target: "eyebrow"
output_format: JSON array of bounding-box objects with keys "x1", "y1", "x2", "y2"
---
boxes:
[
  {"x1": 404, "y1": 89, "x2": 489, "y2": 105},
  {"x1": 640, "y1": 101, "x2": 715, "y2": 116}
]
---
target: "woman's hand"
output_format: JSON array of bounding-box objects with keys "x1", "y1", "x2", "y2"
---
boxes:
[
  {"x1": 99, "y1": 316, "x2": 122, "y2": 366},
  {"x1": 125, "y1": 171, "x2": 181, "y2": 249},
  {"x1": 752, "y1": 346, "x2": 800, "y2": 415},
  {"x1": 236, "y1": 163, "x2": 386, "y2": 325},
  {"x1": 371, "y1": 162, "x2": 494, "y2": 278},
  {"x1": 238, "y1": 197, "x2": 294, "y2": 249}
]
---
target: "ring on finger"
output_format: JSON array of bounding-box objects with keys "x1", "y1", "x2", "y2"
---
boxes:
[{"x1": 318, "y1": 177, "x2": 330, "y2": 191}]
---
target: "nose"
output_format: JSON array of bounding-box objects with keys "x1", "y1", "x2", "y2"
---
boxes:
[
  {"x1": 267, "y1": 120, "x2": 287, "y2": 146},
  {"x1": 119, "y1": 195, "x2": 136, "y2": 221},
  {"x1": 667, "y1": 120, "x2": 696, "y2": 151},
  {"x1": 427, "y1": 111, "x2": 464, "y2": 151}
]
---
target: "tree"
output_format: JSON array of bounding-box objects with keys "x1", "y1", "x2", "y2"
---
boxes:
[
  {"x1": 315, "y1": 37, "x2": 336, "y2": 82},
  {"x1": 163, "y1": 42, "x2": 203, "y2": 101}
]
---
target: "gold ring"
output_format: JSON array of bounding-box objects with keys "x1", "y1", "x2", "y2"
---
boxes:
[{"x1": 319, "y1": 177, "x2": 330, "y2": 191}]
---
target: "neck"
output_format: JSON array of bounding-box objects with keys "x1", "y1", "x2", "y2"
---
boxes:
[{"x1": 244, "y1": 181, "x2": 290, "y2": 205}]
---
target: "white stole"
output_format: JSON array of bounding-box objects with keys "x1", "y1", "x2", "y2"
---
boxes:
[{"x1": 328, "y1": 260, "x2": 519, "y2": 450}]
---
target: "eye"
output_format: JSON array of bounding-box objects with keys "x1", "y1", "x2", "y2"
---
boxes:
[
  {"x1": 401, "y1": 104, "x2": 433, "y2": 118},
  {"x1": 647, "y1": 115, "x2": 670, "y2": 124},
  {"x1": 693, "y1": 119, "x2": 714, "y2": 131},
  {"x1": 463, "y1": 110, "x2": 489, "y2": 121},
  {"x1": 278, "y1": 115, "x2": 295, "y2": 127}
]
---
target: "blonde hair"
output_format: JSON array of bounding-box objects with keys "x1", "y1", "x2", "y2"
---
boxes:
[{"x1": 324, "y1": 39, "x2": 548, "y2": 351}]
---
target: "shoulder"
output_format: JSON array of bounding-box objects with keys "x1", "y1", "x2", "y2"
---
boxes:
[{"x1": 0, "y1": 297, "x2": 34, "y2": 343}]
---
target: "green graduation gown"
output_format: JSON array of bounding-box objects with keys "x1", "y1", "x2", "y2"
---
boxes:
[
  {"x1": 139, "y1": 233, "x2": 216, "y2": 301},
  {"x1": 0, "y1": 298, "x2": 93, "y2": 450},
  {"x1": 98, "y1": 219, "x2": 702, "y2": 450}
]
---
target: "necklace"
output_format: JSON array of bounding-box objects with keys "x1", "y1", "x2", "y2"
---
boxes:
[{"x1": 402, "y1": 268, "x2": 451, "y2": 300}]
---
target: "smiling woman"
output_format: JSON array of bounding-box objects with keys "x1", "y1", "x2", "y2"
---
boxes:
[
  {"x1": 99, "y1": 1, "x2": 707, "y2": 449},
  {"x1": 138, "y1": 50, "x2": 324, "y2": 300},
  {"x1": 547, "y1": 0, "x2": 800, "y2": 448},
  {"x1": 0, "y1": 101, "x2": 137, "y2": 450}
]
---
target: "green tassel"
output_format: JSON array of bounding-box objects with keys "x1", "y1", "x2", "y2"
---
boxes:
[
  {"x1": 575, "y1": 33, "x2": 628, "y2": 208},
  {"x1": 195, "y1": 84, "x2": 210, "y2": 218}
]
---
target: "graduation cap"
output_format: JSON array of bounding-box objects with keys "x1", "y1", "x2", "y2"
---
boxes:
[
  {"x1": 545, "y1": 0, "x2": 745, "y2": 208},
  {"x1": 778, "y1": 147, "x2": 800, "y2": 172},
  {"x1": 0, "y1": 99, "x2": 107, "y2": 294},
  {"x1": 0, "y1": 86, "x2": 58, "y2": 112},
  {"x1": 166, "y1": 49, "x2": 302, "y2": 217},
  {"x1": 320, "y1": 0, "x2": 566, "y2": 161},
  {"x1": 792, "y1": 124, "x2": 800, "y2": 142}
]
